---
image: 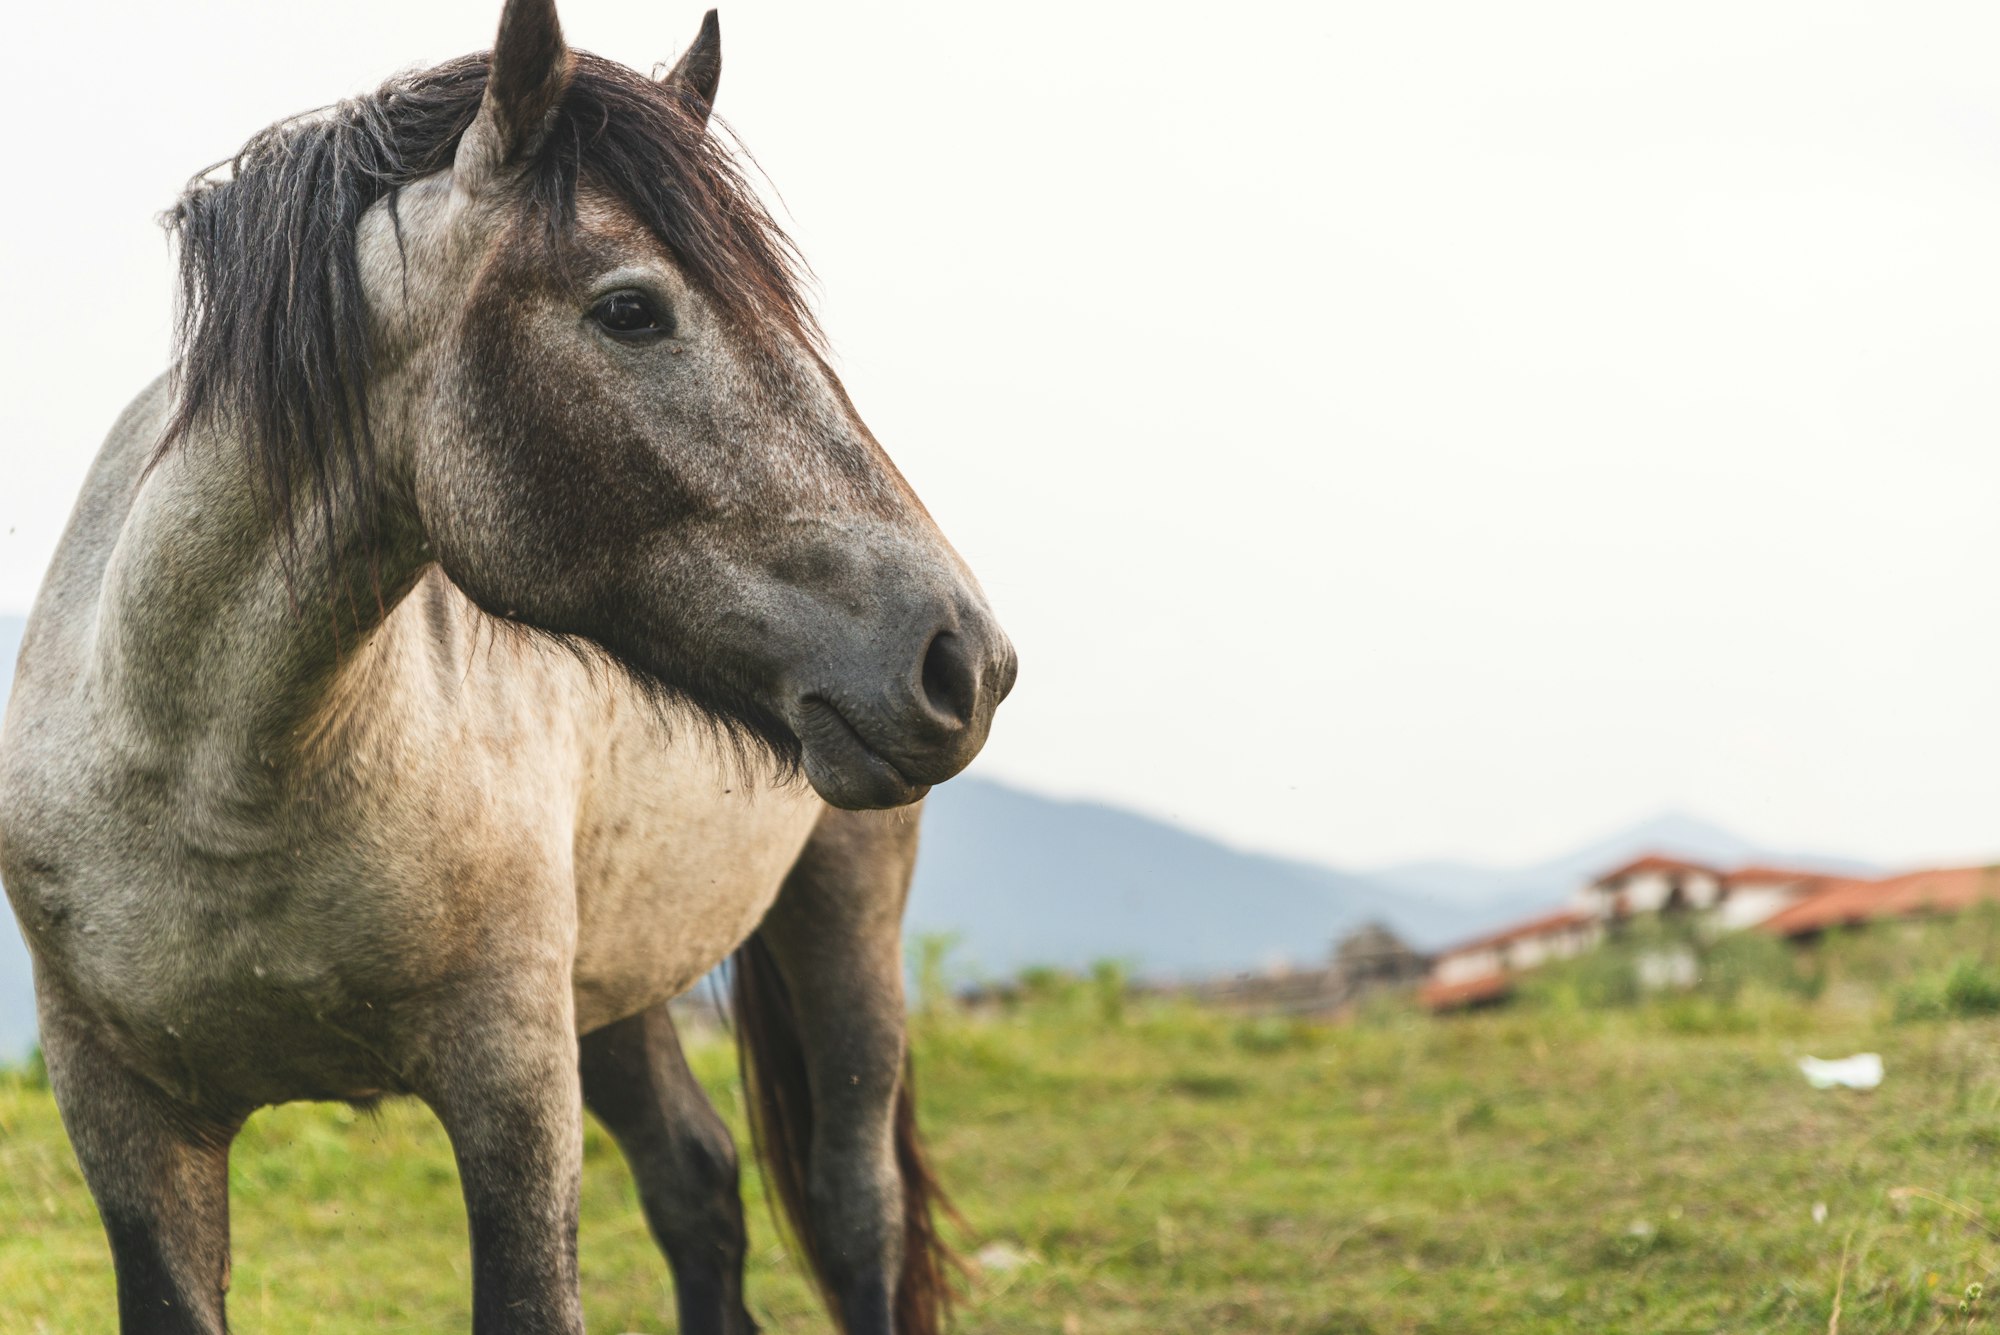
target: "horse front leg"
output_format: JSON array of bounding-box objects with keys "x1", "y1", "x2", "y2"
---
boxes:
[
  {"x1": 420, "y1": 981, "x2": 586, "y2": 1335},
  {"x1": 38, "y1": 984, "x2": 240, "y2": 1335},
  {"x1": 739, "y1": 806, "x2": 956, "y2": 1335}
]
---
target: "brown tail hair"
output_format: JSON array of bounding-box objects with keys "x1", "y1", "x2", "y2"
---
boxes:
[{"x1": 732, "y1": 930, "x2": 963, "y2": 1333}]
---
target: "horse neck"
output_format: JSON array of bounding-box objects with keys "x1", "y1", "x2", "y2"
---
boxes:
[{"x1": 93, "y1": 422, "x2": 427, "y2": 786}]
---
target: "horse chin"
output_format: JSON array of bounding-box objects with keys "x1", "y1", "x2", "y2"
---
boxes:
[{"x1": 788, "y1": 696, "x2": 932, "y2": 811}]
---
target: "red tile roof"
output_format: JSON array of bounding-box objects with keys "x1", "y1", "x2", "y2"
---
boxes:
[
  {"x1": 1759, "y1": 866, "x2": 2000, "y2": 938},
  {"x1": 1721, "y1": 865, "x2": 1829, "y2": 889},
  {"x1": 1420, "y1": 971, "x2": 1514, "y2": 1012},
  {"x1": 1435, "y1": 907, "x2": 1597, "y2": 960},
  {"x1": 1591, "y1": 854, "x2": 1722, "y2": 886}
]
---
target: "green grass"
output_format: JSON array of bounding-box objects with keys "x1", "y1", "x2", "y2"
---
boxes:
[{"x1": 10, "y1": 919, "x2": 2000, "y2": 1332}]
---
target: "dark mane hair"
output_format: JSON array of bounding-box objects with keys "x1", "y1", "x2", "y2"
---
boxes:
[{"x1": 160, "y1": 50, "x2": 816, "y2": 558}]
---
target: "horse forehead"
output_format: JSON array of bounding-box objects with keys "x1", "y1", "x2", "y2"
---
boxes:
[
  {"x1": 488, "y1": 189, "x2": 668, "y2": 283},
  {"x1": 572, "y1": 189, "x2": 658, "y2": 248}
]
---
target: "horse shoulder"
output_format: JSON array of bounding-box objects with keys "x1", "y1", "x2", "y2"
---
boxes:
[{"x1": 0, "y1": 374, "x2": 170, "y2": 967}]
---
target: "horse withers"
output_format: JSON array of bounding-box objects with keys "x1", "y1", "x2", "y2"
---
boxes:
[{"x1": 0, "y1": 3, "x2": 1014, "y2": 1331}]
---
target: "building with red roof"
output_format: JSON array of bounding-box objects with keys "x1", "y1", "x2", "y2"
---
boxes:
[
  {"x1": 1418, "y1": 971, "x2": 1514, "y2": 1012},
  {"x1": 1577, "y1": 855, "x2": 1724, "y2": 920},
  {"x1": 1759, "y1": 866, "x2": 2000, "y2": 939},
  {"x1": 1712, "y1": 866, "x2": 1831, "y2": 931},
  {"x1": 1422, "y1": 907, "x2": 1602, "y2": 1011},
  {"x1": 1421, "y1": 851, "x2": 2000, "y2": 1013}
]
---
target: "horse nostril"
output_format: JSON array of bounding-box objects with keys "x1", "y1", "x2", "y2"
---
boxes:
[{"x1": 920, "y1": 631, "x2": 977, "y2": 728}]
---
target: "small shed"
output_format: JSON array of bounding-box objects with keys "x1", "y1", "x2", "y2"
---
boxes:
[{"x1": 1327, "y1": 920, "x2": 1430, "y2": 999}]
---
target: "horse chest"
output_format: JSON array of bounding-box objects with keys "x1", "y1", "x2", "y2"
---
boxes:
[
  {"x1": 6, "y1": 672, "x2": 825, "y2": 1102},
  {"x1": 569, "y1": 777, "x2": 823, "y2": 1031}
]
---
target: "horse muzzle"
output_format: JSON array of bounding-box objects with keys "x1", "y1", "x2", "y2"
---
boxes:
[{"x1": 785, "y1": 607, "x2": 1017, "y2": 811}]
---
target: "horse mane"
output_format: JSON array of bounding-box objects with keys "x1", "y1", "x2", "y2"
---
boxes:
[{"x1": 158, "y1": 49, "x2": 817, "y2": 558}]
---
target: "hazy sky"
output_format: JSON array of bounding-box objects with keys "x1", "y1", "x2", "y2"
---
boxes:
[{"x1": 3, "y1": 1, "x2": 1999, "y2": 872}]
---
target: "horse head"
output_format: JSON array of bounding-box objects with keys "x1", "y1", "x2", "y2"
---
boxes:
[{"x1": 171, "y1": 0, "x2": 1016, "y2": 808}]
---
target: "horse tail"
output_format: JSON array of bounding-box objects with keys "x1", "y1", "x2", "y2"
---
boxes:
[
  {"x1": 731, "y1": 929, "x2": 962, "y2": 1334},
  {"x1": 889, "y1": 1049, "x2": 962, "y2": 1334}
]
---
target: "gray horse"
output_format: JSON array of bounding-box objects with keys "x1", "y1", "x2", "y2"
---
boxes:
[{"x1": 0, "y1": 2, "x2": 1014, "y2": 1331}]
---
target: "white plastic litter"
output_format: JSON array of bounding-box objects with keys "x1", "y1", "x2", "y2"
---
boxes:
[
  {"x1": 1798, "y1": 1053, "x2": 1884, "y2": 1090},
  {"x1": 974, "y1": 1242, "x2": 1040, "y2": 1273}
]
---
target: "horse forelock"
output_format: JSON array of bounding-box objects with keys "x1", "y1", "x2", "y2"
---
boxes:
[{"x1": 155, "y1": 48, "x2": 819, "y2": 565}]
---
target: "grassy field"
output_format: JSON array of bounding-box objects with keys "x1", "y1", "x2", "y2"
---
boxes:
[{"x1": 9, "y1": 921, "x2": 2000, "y2": 1332}]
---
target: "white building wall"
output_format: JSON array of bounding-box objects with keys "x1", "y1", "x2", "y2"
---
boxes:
[
  {"x1": 1502, "y1": 922, "x2": 1606, "y2": 971},
  {"x1": 1712, "y1": 884, "x2": 1805, "y2": 931},
  {"x1": 1435, "y1": 949, "x2": 1503, "y2": 985},
  {"x1": 1608, "y1": 869, "x2": 1720, "y2": 914},
  {"x1": 1623, "y1": 871, "x2": 1671, "y2": 913}
]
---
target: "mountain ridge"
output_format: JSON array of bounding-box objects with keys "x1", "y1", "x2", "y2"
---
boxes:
[
  {"x1": 0, "y1": 615, "x2": 26, "y2": 1060},
  {"x1": 0, "y1": 614, "x2": 21, "y2": 719},
  {"x1": 907, "y1": 777, "x2": 1463, "y2": 982}
]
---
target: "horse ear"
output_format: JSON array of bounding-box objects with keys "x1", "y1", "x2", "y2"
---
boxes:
[
  {"x1": 455, "y1": 0, "x2": 574, "y2": 192},
  {"x1": 661, "y1": 10, "x2": 722, "y2": 125}
]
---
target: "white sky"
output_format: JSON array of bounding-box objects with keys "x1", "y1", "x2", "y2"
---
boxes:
[{"x1": 3, "y1": 1, "x2": 1999, "y2": 871}]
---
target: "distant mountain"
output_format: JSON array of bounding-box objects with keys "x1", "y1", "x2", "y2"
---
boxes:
[
  {"x1": 908, "y1": 778, "x2": 1463, "y2": 983},
  {"x1": 0, "y1": 614, "x2": 22, "y2": 723},
  {"x1": 0, "y1": 614, "x2": 30, "y2": 1060},
  {"x1": 1368, "y1": 809, "x2": 1882, "y2": 937}
]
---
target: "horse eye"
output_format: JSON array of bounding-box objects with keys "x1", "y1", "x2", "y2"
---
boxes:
[{"x1": 591, "y1": 290, "x2": 669, "y2": 338}]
